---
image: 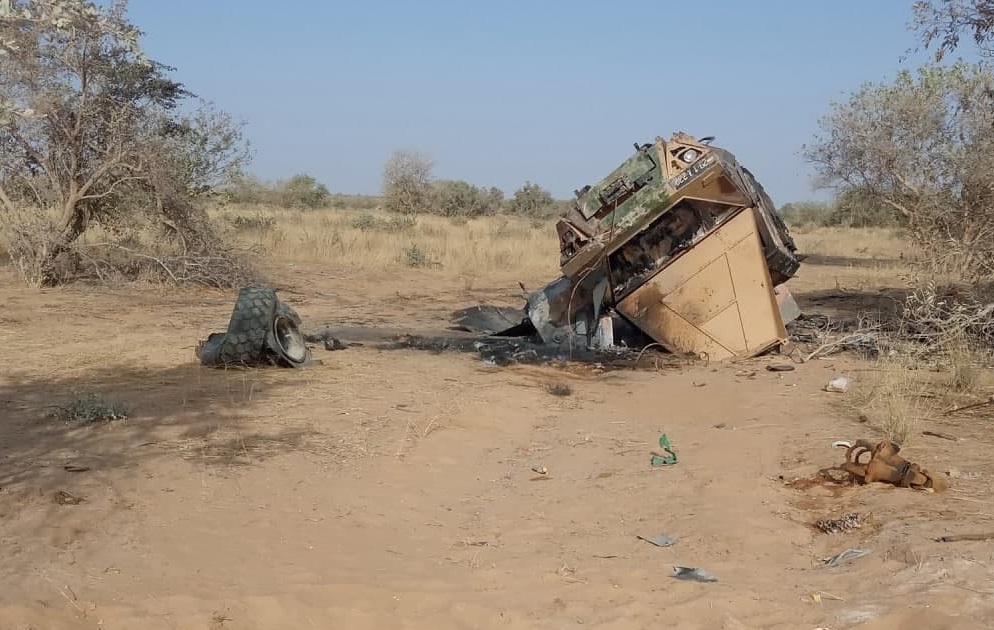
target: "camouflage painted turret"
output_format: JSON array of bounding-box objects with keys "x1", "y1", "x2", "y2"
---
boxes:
[{"x1": 556, "y1": 132, "x2": 799, "y2": 287}]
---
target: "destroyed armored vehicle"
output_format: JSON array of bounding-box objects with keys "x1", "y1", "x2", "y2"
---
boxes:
[
  {"x1": 201, "y1": 134, "x2": 803, "y2": 370},
  {"x1": 523, "y1": 132, "x2": 802, "y2": 361}
]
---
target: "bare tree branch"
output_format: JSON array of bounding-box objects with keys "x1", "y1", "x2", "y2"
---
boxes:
[{"x1": 78, "y1": 173, "x2": 143, "y2": 200}]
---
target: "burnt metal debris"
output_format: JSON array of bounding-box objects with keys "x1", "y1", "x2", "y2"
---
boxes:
[
  {"x1": 389, "y1": 332, "x2": 682, "y2": 370},
  {"x1": 831, "y1": 439, "x2": 948, "y2": 492},
  {"x1": 468, "y1": 132, "x2": 805, "y2": 362}
]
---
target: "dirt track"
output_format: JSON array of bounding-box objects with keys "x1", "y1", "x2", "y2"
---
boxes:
[{"x1": 1, "y1": 264, "x2": 992, "y2": 629}]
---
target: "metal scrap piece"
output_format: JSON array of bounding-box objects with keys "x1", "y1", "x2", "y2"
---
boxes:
[
  {"x1": 449, "y1": 305, "x2": 531, "y2": 336},
  {"x1": 824, "y1": 548, "x2": 871, "y2": 567},
  {"x1": 672, "y1": 566, "x2": 718, "y2": 582},
  {"x1": 637, "y1": 533, "x2": 678, "y2": 547}
]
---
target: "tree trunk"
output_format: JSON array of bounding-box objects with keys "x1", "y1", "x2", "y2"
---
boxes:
[{"x1": 40, "y1": 197, "x2": 89, "y2": 286}]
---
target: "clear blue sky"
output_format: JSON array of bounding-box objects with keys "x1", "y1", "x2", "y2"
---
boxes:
[{"x1": 127, "y1": 0, "x2": 938, "y2": 205}]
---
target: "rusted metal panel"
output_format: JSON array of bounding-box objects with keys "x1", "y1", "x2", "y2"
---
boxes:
[{"x1": 614, "y1": 208, "x2": 787, "y2": 361}]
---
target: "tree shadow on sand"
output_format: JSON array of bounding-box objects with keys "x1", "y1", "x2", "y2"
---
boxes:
[
  {"x1": 800, "y1": 253, "x2": 904, "y2": 268},
  {"x1": 0, "y1": 361, "x2": 324, "y2": 496},
  {"x1": 794, "y1": 286, "x2": 910, "y2": 323}
]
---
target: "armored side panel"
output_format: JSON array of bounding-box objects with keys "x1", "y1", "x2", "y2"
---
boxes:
[{"x1": 614, "y1": 207, "x2": 788, "y2": 361}]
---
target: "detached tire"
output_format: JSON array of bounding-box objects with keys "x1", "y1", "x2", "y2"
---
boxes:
[
  {"x1": 197, "y1": 285, "x2": 312, "y2": 368},
  {"x1": 215, "y1": 285, "x2": 280, "y2": 365}
]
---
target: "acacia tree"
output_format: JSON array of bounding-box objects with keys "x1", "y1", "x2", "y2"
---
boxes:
[
  {"x1": 506, "y1": 181, "x2": 557, "y2": 218},
  {"x1": 803, "y1": 62, "x2": 994, "y2": 280},
  {"x1": 0, "y1": 0, "x2": 250, "y2": 285},
  {"x1": 277, "y1": 173, "x2": 330, "y2": 209},
  {"x1": 382, "y1": 149, "x2": 433, "y2": 214}
]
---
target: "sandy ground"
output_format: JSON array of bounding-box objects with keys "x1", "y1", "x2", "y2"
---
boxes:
[{"x1": 1, "y1": 260, "x2": 993, "y2": 630}]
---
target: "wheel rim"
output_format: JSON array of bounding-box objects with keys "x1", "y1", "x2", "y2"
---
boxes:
[{"x1": 272, "y1": 315, "x2": 308, "y2": 363}]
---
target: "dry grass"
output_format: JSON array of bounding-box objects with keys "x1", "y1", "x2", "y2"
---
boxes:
[
  {"x1": 944, "y1": 331, "x2": 987, "y2": 393},
  {"x1": 847, "y1": 337, "x2": 991, "y2": 446},
  {"x1": 848, "y1": 351, "x2": 940, "y2": 446},
  {"x1": 211, "y1": 203, "x2": 561, "y2": 279},
  {"x1": 935, "y1": 329, "x2": 994, "y2": 403},
  {"x1": 209, "y1": 207, "x2": 924, "y2": 297},
  {"x1": 796, "y1": 227, "x2": 994, "y2": 445},
  {"x1": 790, "y1": 226, "x2": 914, "y2": 293},
  {"x1": 1, "y1": 203, "x2": 914, "y2": 286},
  {"x1": 792, "y1": 225, "x2": 908, "y2": 261}
]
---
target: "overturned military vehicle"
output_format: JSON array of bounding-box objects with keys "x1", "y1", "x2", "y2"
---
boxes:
[{"x1": 520, "y1": 132, "x2": 802, "y2": 361}]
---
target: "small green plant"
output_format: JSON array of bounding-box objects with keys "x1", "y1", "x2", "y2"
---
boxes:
[
  {"x1": 351, "y1": 212, "x2": 380, "y2": 231},
  {"x1": 49, "y1": 392, "x2": 130, "y2": 427},
  {"x1": 402, "y1": 244, "x2": 441, "y2": 268}
]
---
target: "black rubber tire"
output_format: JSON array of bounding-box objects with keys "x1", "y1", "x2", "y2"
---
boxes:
[
  {"x1": 216, "y1": 285, "x2": 279, "y2": 365},
  {"x1": 195, "y1": 332, "x2": 226, "y2": 365}
]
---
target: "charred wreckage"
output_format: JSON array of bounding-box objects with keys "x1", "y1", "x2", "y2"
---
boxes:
[
  {"x1": 456, "y1": 132, "x2": 804, "y2": 363},
  {"x1": 198, "y1": 132, "x2": 803, "y2": 369}
]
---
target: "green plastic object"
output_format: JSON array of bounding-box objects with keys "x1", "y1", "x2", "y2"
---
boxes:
[{"x1": 650, "y1": 434, "x2": 677, "y2": 466}]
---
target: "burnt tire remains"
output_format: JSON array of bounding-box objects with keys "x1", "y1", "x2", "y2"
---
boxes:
[{"x1": 196, "y1": 285, "x2": 313, "y2": 368}]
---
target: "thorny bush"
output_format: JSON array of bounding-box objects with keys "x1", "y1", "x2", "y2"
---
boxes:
[{"x1": 900, "y1": 282, "x2": 994, "y2": 354}]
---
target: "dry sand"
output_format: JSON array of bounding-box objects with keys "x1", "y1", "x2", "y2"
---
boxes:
[{"x1": 0, "y1": 262, "x2": 992, "y2": 630}]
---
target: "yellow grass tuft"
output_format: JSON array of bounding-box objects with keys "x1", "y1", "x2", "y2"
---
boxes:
[
  {"x1": 848, "y1": 352, "x2": 938, "y2": 446},
  {"x1": 793, "y1": 226, "x2": 908, "y2": 261},
  {"x1": 944, "y1": 330, "x2": 990, "y2": 394}
]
